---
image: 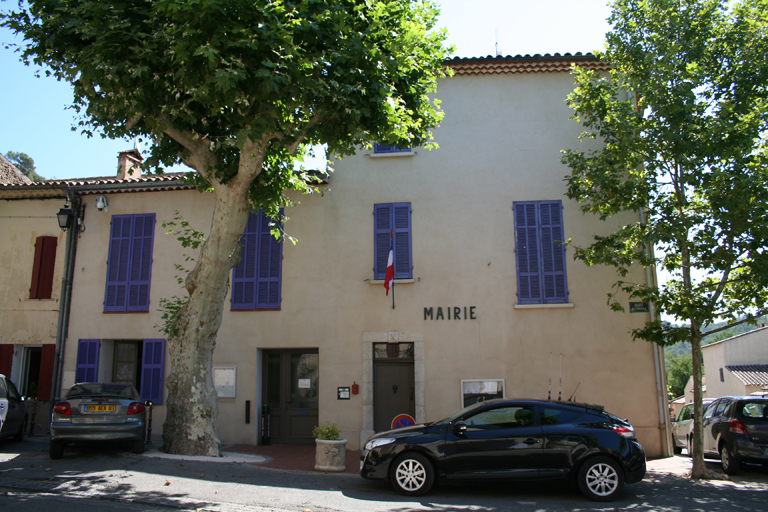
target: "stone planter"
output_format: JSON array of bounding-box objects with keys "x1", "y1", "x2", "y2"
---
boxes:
[{"x1": 314, "y1": 438, "x2": 347, "y2": 472}]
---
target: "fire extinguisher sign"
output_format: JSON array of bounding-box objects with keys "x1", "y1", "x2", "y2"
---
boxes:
[{"x1": 391, "y1": 414, "x2": 415, "y2": 430}]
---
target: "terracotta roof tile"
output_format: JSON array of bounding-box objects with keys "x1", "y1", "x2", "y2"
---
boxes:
[
  {"x1": 446, "y1": 52, "x2": 610, "y2": 75},
  {"x1": 726, "y1": 364, "x2": 768, "y2": 386}
]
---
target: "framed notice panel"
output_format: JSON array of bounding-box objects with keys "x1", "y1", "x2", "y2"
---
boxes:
[{"x1": 213, "y1": 367, "x2": 236, "y2": 398}]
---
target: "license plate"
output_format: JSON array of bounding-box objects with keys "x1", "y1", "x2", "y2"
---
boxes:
[{"x1": 84, "y1": 405, "x2": 115, "y2": 412}]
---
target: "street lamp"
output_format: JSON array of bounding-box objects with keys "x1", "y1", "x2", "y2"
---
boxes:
[{"x1": 57, "y1": 204, "x2": 75, "y2": 231}]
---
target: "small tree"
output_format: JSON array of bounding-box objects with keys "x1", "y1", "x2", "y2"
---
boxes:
[
  {"x1": 561, "y1": 0, "x2": 768, "y2": 478},
  {"x1": 666, "y1": 354, "x2": 693, "y2": 399},
  {"x1": 3, "y1": 0, "x2": 451, "y2": 456}
]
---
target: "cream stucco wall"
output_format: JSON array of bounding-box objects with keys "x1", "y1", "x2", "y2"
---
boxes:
[
  {"x1": 702, "y1": 328, "x2": 768, "y2": 397},
  {"x1": 58, "y1": 66, "x2": 666, "y2": 456},
  {"x1": 0, "y1": 197, "x2": 67, "y2": 389}
]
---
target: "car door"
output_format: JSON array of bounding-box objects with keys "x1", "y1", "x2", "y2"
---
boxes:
[
  {"x1": 442, "y1": 404, "x2": 544, "y2": 479},
  {"x1": 0, "y1": 378, "x2": 23, "y2": 437},
  {"x1": 703, "y1": 399, "x2": 727, "y2": 455},
  {"x1": 672, "y1": 405, "x2": 692, "y2": 447}
]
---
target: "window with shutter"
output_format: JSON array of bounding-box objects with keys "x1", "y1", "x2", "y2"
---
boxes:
[
  {"x1": 373, "y1": 203, "x2": 412, "y2": 280},
  {"x1": 30, "y1": 236, "x2": 57, "y2": 299},
  {"x1": 0, "y1": 344, "x2": 13, "y2": 378},
  {"x1": 76, "y1": 339, "x2": 100, "y2": 383},
  {"x1": 141, "y1": 339, "x2": 165, "y2": 404},
  {"x1": 513, "y1": 201, "x2": 568, "y2": 304},
  {"x1": 373, "y1": 143, "x2": 411, "y2": 154},
  {"x1": 231, "y1": 210, "x2": 283, "y2": 310},
  {"x1": 36, "y1": 344, "x2": 56, "y2": 401},
  {"x1": 104, "y1": 214, "x2": 155, "y2": 312}
]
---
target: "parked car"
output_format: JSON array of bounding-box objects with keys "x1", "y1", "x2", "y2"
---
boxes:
[
  {"x1": 360, "y1": 398, "x2": 646, "y2": 501},
  {"x1": 671, "y1": 398, "x2": 716, "y2": 455},
  {"x1": 50, "y1": 382, "x2": 150, "y2": 459},
  {"x1": 701, "y1": 396, "x2": 768, "y2": 475},
  {"x1": 0, "y1": 374, "x2": 27, "y2": 441}
]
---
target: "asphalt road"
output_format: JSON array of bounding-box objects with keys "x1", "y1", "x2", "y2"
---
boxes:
[{"x1": 2, "y1": 436, "x2": 768, "y2": 512}]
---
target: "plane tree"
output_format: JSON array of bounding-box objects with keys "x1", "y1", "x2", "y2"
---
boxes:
[
  {"x1": 561, "y1": 0, "x2": 768, "y2": 478},
  {"x1": 2, "y1": 0, "x2": 450, "y2": 455}
]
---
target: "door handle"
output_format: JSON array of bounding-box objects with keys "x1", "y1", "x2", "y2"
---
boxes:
[
  {"x1": 524, "y1": 438, "x2": 541, "y2": 445},
  {"x1": 392, "y1": 384, "x2": 398, "y2": 393}
]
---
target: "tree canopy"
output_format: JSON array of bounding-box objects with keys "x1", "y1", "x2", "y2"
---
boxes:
[
  {"x1": 561, "y1": 0, "x2": 768, "y2": 478},
  {"x1": 4, "y1": 151, "x2": 44, "y2": 181},
  {"x1": 2, "y1": 0, "x2": 452, "y2": 456}
]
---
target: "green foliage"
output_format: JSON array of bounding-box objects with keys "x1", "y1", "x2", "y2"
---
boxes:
[
  {"x1": 666, "y1": 354, "x2": 693, "y2": 398},
  {"x1": 312, "y1": 422, "x2": 341, "y2": 440},
  {"x1": 561, "y1": 0, "x2": 768, "y2": 346},
  {"x1": 5, "y1": 151, "x2": 45, "y2": 181}
]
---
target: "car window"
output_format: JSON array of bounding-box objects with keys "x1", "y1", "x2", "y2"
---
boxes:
[
  {"x1": 0, "y1": 378, "x2": 7, "y2": 399},
  {"x1": 465, "y1": 407, "x2": 534, "y2": 430},
  {"x1": 5, "y1": 379, "x2": 21, "y2": 400},
  {"x1": 714, "y1": 399, "x2": 729, "y2": 417},
  {"x1": 739, "y1": 401, "x2": 768, "y2": 419},
  {"x1": 541, "y1": 407, "x2": 581, "y2": 425},
  {"x1": 678, "y1": 406, "x2": 690, "y2": 421},
  {"x1": 703, "y1": 401, "x2": 718, "y2": 419}
]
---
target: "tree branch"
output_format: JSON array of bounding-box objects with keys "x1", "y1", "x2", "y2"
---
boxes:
[{"x1": 158, "y1": 116, "x2": 218, "y2": 180}]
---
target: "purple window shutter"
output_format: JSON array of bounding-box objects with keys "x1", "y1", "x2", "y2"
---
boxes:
[
  {"x1": 104, "y1": 216, "x2": 133, "y2": 311},
  {"x1": 539, "y1": 201, "x2": 568, "y2": 303},
  {"x1": 76, "y1": 339, "x2": 100, "y2": 383},
  {"x1": 393, "y1": 203, "x2": 412, "y2": 278},
  {"x1": 127, "y1": 214, "x2": 155, "y2": 311},
  {"x1": 374, "y1": 143, "x2": 411, "y2": 154},
  {"x1": 141, "y1": 339, "x2": 165, "y2": 404},
  {"x1": 514, "y1": 203, "x2": 540, "y2": 304},
  {"x1": 232, "y1": 213, "x2": 259, "y2": 309},
  {"x1": 374, "y1": 204, "x2": 393, "y2": 279},
  {"x1": 255, "y1": 211, "x2": 282, "y2": 308}
]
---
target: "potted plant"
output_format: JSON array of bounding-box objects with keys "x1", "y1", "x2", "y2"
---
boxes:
[{"x1": 313, "y1": 422, "x2": 347, "y2": 472}]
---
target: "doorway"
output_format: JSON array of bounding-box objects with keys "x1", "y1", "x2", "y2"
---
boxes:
[
  {"x1": 373, "y1": 343, "x2": 415, "y2": 432},
  {"x1": 262, "y1": 349, "x2": 319, "y2": 444}
]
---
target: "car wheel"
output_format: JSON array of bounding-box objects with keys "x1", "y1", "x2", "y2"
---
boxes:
[
  {"x1": 578, "y1": 456, "x2": 624, "y2": 502},
  {"x1": 50, "y1": 440, "x2": 64, "y2": 460},
  {"x1": 720, "y1": 443, "x2": 739, "y2": 475},
  {"x1": 132, "y1": 439, "x2": 145, "y2": 454},
  {"x1": 13, "y1": 418, "x2": 26, "y2": 442},
  {"x1": 389, "y1": 452, "x2": 435, "y2": 496}
]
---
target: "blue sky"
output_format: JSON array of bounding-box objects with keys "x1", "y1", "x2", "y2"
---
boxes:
[{"x1": 0, "y1": 0, "x2": 612, "y2": 180}]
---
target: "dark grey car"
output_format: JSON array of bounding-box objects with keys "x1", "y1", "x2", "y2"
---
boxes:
[
  {"x1": 702, "y1": 396, "x2": 768, "y2": 474},
  {"x1": 50, "y1": 382, "x2": 149, "y2": 459},
  {"x1": 0, "y1": 374, "x2": 27, "y2": 442}
]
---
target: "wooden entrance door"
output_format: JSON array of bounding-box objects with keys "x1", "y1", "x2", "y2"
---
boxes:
[
  {"x1": 262, "y1": 349, "x2": 319, "y2": 444},
  {"x1": 373, "y1": 343, "x2": 415, "y2": 432}
]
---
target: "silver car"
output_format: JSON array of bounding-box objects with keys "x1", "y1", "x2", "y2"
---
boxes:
[
  {"x1": 50, "y1": 382, "x2": 149, "y2": 459},
  {"x1": 671, "y1": 398, "x2": 715, "y2": 455}
]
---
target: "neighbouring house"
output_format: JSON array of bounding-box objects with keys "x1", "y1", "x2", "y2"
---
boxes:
[
  {"x1": 0, "y1": 53, "x2": 672, "y2": 456},
  {"x1": 702, "y1": 327, "x2": 768, "y2": 398}
]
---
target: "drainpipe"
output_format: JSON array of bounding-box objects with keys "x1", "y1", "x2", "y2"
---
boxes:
[
  {"x1": 49, "y1": 189, "x2": 82, "y2": 411},
  {"x1": 639, "y1": 208, "x2": 673, "y2": 457}
]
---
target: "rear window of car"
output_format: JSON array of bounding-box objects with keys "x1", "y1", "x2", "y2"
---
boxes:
[
  {"x1": 738, "y1": 401, "x2": 768, "y2": 420},
  {"x1": 66, "y1": 383, "x2": 139, "y2": 399},
  {"x1": 541, "y1": 407, "x2": 582, "y2": 425}
]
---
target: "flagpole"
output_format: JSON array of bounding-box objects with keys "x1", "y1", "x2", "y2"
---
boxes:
[{"x1": 392, "y1": 280, "x2": 395, "y2": 310}]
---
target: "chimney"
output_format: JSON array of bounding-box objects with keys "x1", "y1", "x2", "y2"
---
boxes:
[{"x1": 117, "y1": 147, "x2": 144, "y2": 180}]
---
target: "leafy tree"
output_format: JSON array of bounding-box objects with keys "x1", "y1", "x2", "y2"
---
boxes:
[
  {"x1": 666, "y1": 354, "x2": 693, "y2": 399},
  {"x1": 561, "y1": 0, "x2": 768, "y2": 478},
  {"x1": 2, "y1": 0, "x2": 450, "y2": 455},
  {"x1": 4, "y1": 151, "x2": 44, "y2": 181}
]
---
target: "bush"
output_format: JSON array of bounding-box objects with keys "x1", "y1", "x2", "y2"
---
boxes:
[{"x1": 312, "y1": 422, "x2": 341, "y2": 440}]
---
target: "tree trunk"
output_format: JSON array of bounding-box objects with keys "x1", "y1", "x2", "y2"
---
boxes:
[
  {"x1": 161, "y1": 181, "x2": 251, "y2": 456},
  {"x1": 690, "y1": 333, "x2": 707, "y2": 478}
]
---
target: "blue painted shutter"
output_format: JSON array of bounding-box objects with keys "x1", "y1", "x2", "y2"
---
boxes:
[
  {"x1": 76, "y1": 339, "x2": 100, "y2": 383},
  {"x1": 141, "y1": 339, "x2": 165, "y2": 404},
  {"x1": 374, "y1": 203, "x2": 411, "y2": 279},
  {"x1": 514, "y1": 203, "x2": 541, "y2": 304},
  {"x1": 374, "y1": 143, "x2": 411, "y2": 154},
  {"x1": 231, "y1": 211, "x2": 282, "y2": 310},
  {"x1": 105, "y1": 216, "x2": 133, "y2": 311},
  {"x1": 256, "y1": 212, "x2": 282, "y2": 308},
  {"x1": 374, "y1": 204, "x2": 392, "y2": 279},
  {"x1": 539, "y1": 201, "x2": 568, "y2": 303},
  {"x1": 127, "y1": 214, "x2": 155, "y2": 311}
]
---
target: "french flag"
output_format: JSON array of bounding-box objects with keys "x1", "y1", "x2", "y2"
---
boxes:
[{"x1": 384, "y1": 237, "x2": 395, "y2": 295}]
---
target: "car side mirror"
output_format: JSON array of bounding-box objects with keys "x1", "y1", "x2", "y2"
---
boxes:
[
  {"x1": 452, "y1": 421, "x2": 467, "y2": 435},
  {"x1": 144, "y1": 400, "x2": 153, "y2": 407}
]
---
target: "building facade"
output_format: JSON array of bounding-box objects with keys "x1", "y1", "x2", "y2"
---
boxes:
[
  {"x1": 0, "y1": 54, "x2": 671, "y2": 456},
  {"x1": 702, "y1": 327, "x2": 768, "y2": 398}
]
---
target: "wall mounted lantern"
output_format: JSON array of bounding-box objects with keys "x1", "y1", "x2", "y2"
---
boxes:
[{"x1": 57, "y1": 204, "x2": 75, "y2": 231}]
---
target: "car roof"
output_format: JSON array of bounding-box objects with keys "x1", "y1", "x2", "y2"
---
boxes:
[{"x1": 473, "y1": 398, "x2": 605, "y2": 412}]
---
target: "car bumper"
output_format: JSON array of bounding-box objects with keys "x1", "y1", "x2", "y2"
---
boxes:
[
  {"x1": 360, "y1": 447, "x2": 400, "y2": 481},
  {"x1": 623, "y1": 441, "x2": 647, "y2": 484},
  {"x1": 51, "y1": 421, "x2": 146, "y2": 442},
  {"x1": 734, "y1": 438, "x2": 768, "y2": 463}
]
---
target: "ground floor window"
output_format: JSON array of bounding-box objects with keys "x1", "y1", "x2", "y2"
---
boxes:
[{"x1": 76, "y1": 338, "x2": 165, "y2": 404}]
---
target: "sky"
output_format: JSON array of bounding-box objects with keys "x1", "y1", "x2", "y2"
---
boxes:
[{"x1": 0, "y1": 0, "x2": 612, "y2": 180}]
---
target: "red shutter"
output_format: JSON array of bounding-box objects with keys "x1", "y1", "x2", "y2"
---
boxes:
[
  {"x1": 30, "y1": 236, "x2": 58, "y2": 299},
  {"x1": 36, "y1": 344, "x2": 56, "y2": 401},
  {"x1": 0, "y1": 344, "x2": 13, "y2": 377}
]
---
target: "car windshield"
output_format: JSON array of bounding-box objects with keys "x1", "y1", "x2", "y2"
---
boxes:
[
  {"x1": 431, "y1": 401, "x2": 489, "y2": 425},
  {"x1": 66, "y1": 383, "x2": 139, "y2": 399}
]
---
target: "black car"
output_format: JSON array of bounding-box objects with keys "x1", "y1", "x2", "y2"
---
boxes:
[
  {"x1": 701, "y1": 396, "x2": 768, "y2": 475},
  {"x1": 0, "y1": 374, "x2": 27, "y2": 442},
  {"x1": 360, "y1": 398, "x2": 646, "y2": 501}
]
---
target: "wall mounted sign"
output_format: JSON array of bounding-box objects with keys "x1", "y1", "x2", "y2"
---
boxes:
[
  {"x1": 298, "y1": 378, "x2": 311, "y2": 389},
  {"x1": 337, "y1": 387, "x2": 350, "y2": 400},
  {"x1": 424, "y1": 306, "x2": 477, "y2": 320},
  {"x1": 629, "y1": 302, "x2": 649, "y2": 313}
]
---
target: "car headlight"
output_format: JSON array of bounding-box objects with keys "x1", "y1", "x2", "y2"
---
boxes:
[{"x1": 365, "y1": 437, "x2": 396, "y2": 451}]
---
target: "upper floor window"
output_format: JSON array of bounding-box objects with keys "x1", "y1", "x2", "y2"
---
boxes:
[
  {"x1": 104, "y1": 214, "x2": 155, "y2": 312},
  {"x1": 513, "y1": 201, "x2": 568, "y2": 304},
  {"x1": 231, "y1": 210, "x2": 283, "y2": 310},
  {"x1": 374, "y1": 203, "x2": 412, "y2": 280},
  {"x1": 30, "y1": 235, "x2": 57, "y2": 299},
  {"x1": 373, "y1": 143, "x2": 411, "y2": 154}
]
